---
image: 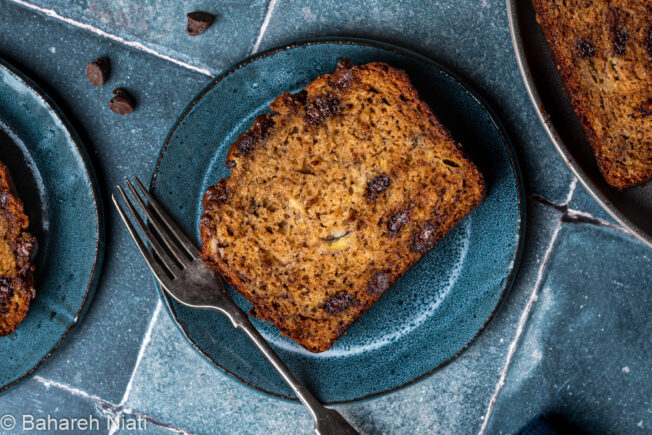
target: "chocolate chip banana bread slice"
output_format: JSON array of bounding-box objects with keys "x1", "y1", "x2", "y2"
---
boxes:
[
  {"x1": 0, "y1": 162, "x2": 35, "y2": 336},
  {"x1": 533, "y1": 0, "x2": 652, "y2": 189},
  {"x1": 200, "y1": 60, "x2": 485, "y2": 352}
]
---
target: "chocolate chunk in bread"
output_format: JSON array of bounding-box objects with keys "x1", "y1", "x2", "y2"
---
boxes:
[
  {"x1": 533, "y1": 0, "x2": 652, "y2": 189},
  {"x1": 200, "y1": 60, "x2": 485, "y2": 352},
  {"x1": 0, "y1": 162, "x2": 35, "y2": 336}
]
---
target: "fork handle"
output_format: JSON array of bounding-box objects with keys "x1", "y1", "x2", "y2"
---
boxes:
[{"x1": 224, "y1": 309, "x2": 358, "y2": 435}]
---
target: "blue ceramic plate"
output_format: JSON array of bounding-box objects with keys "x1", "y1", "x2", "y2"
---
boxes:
[
  {"x1": 0, "y1": 59, "x2": 103, "y2": 394},
  {"x1": 151, "y1": 39, "x2": 524, "y2": 404}
]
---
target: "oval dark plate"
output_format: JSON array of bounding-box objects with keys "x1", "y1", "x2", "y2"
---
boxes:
[
  {"x1": 151, "y1": 39, "x2": 524, "y2": 404},
  {"x1": 0, "y1": 59, "x2": 104, "y2": 395},
  {"x1": 507, "y1": 0, "x2": 652, "y2": 248}
]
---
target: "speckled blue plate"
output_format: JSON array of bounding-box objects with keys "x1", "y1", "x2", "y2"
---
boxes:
[
  {"x1": 0, "y1": 59, "x2": 103, "y2": 395},
  {"x1": 151, "y1": 39, "x2": 524, "y2": 404}
]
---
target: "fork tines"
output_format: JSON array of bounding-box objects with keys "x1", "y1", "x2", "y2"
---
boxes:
[{"x1": 112, "y1": 177, "x2": 199, "y2": 283}]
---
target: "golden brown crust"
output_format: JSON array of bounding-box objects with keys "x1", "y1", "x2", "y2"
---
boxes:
[
  {"x1": 533, "y1": 0, "x2": 652, "y2": 189},
  {"x1": 0, "y1": 162, "x2": 36, "y2": 336},
  {"x1": 200, "y1": 60, "x2": 485, "y2": 352}
]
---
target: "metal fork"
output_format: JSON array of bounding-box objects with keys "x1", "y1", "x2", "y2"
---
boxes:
[{"x1": 112, "y1": 177, "x2": 358, "y2": 435}]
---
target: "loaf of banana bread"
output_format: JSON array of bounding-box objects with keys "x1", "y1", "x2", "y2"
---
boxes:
[
  {"x1": 0, "y1": 162, "x2": 35, "y2": 336},
  {"x1": 200, "y1": 60, "x2": 485, "y2": 352},
  {"x1": 533, "y1": 0, "x2": 652, "y2": 189}
]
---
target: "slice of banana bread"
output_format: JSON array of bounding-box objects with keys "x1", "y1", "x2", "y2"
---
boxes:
[
  {"x1": 0, "y1": 162, "x2": 35, "y2": 336},
  {"x1": 533, "y1": 0, "x2": 652, "y2": 189},
  {"x1": 200, "y1": 60, "x2": 485, "y2": 352}
]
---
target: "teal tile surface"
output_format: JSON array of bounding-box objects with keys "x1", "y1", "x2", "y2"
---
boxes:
[
  {"x1": 121, "y1": 201, "x2": 561, "y2": 434},
  {"x1": 567, "y1": 182, "x2": 622, "y2": 228},
  {"x1": 485, "y1": 224, "x2": 652, "y2": 434},
  {"x1": 14, "y1": 0, "x2": 269, "y2": 74},
  {"x1": 0, "y1": 378, "x2": 111, "y2": 434},
  {"x1": 0, "y1": 0, "x2": 207, "y2": 402},
  {"x1": 17, "y1": 0, "x2": 575, "y2": 201},
  {"x1": 0, "y1": 0, "x2": 649, "y2": 433}
]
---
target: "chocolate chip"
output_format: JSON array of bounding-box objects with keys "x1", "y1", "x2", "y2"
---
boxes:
[
  {"x1": 646, "y1": 26, "x2": 652, "y2": 58},
  {"x1": 442, "y1": 159, "x2": 460, "y2": 168},
  {"x1": 613, "y1": 29, "x2": 629, "y2": 55},
  {"x1": 203, "y1": 181, "x2": 228, "y2": 208},
  {"x1": 279, "y1": 91, "x2": 307, "y2": 112},
  {"x1": 607, "y1": 8, "x2": 629, "y2": 56},
  {"x1": 186, "y1": 11, "x2": 214, "y2": 36},
  {"x1": 213, "y1": 184, "x2": 228, "y2": 202},
  {"x1": 328, "y1": 58, "x2": 354, "y2": 91},
  {"x1": 85, "y1": 57, "x2": 110, "y2": 87},
  {"x1": 234, "y1": 132, "x2": 256, "y2": 156},
  {"x1": 366, "y1": 175, "x2": 391, "y2": 200},
  {"x1": 576, "y1": 39, "x2": 596, "y2": 59},
  {"x1": 15, "y1": 237, "x2": 34, "y2": 260},
  {"x1": 109, "y1": 88, "x2": 135, "y2": 115},
  {"x1": 232, "y1": 115, "x2": 274, "y2": 157},
  {"x1": 305, "y1": 95, "x2": 341, "y2": 125},
  {"x1": 368, "y1": 272, "x2": 390, "y2": 295},
  {"x1": 252, "y1": 114, "x2": 275, "y2": 138},
  {"x1": 411, "y1": 222, "x2": 437, "y2": 253},
  {"x1": 636, "y1": 99, "x2": 651, "y2": 117},
  {"x1": 388, "y1": 209, "x2": 410, "y2": 236},
  {"x1": 323, "y1": 293, "x2": 358, "y2": 314},
  {"x1": 0, "y1": 280, "x2": 8, "y2": 313}
]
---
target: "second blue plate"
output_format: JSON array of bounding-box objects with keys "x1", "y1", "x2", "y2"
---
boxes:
[
  {"x1": 0, "y1": 59, "x2": 103, "y2": 395},
  {"x1": 151, "y1": 39, "x2": 524, "y2": 403}
]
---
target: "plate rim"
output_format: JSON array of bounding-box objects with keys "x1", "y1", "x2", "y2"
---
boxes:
[
  {"x1": 151, "y1": 37, "x2": 526, "y2": 404},
  {"x1": 505, "y1": 0, "x2": 652, "y2": 249},
  {"x1": 0, "y1": 58, "x2": 105, "y2": 395}
]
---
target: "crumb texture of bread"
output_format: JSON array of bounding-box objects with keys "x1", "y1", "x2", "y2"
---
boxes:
[
  {"x1": 533, "y1": 0, "x2": 652, "y2": 189},
  {"x1": 200, "y1": 60, "x2": 485, "y2": 352},
  {"x1": 0, "y1": 162, "x2": 35, "y2": 336}
]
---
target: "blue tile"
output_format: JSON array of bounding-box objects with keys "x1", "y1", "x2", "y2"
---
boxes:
[
  {"x1": 1, "y1": 1, "x2": 647, "y2": 434},
  {"x1": 257, "y1": 0, "x2": 575, "y2": 203},
  {"x1": 568, "y1": 182, "x2": 622, "y2": 228},
  {"x1": 122, "y1": 201, "x2": 562, "y2": 434},
  {"x1": 12, "y1": 0, "x2": 269, "y2": 75},
  {"x1": 123, "y1": 308, "x2": 311, "y2": 435},
  {"x1": 14, "y1": 0, "x2": 577, "y2": 202},
  {"x1": 485, "y1": 224, "x2": 652, "y2": 434},
  {"x1": 0, "y1": 1, "x2": 208, "y2": 402},
  {"x1": 0, "y1": 377, "x2": 112, "y2": 434},
  {"x1": 116, "y1": 424, "x2": 169, "y2": 435}
]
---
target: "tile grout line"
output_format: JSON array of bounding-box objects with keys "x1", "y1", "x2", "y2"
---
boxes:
[
  {"x1": 34, "y1": 376, "x2": 118, "y2": 410},
  {"x1": 107, "y1": 299, "x2": 162, "y2": 435},
  {"x1": 564, "y1": 178, "x2": 578, "y2": 205},
  {"x1": 34, "y1": 375, "x2": 193, "y2": 434},
  {"x1": 115, "y1": 413, "x2": 192, "y2": 435},
  {"x1": 251, "y1": 0, "x2": 278, "y2": 54},
  {"x1": 8, "y1": 0, "x2": 215, "y2": 77},
  {"x1": 477, "y1": 178, "x2": 576, "y2": 435},
  {"x1": 124, "y1": 410, "x2": 194, "y2": 435},
  {"x1": 564, "y1": 208, "x2": 632, "y2": 235},
  {"x1": 117, "y1": 299, "x2": 162, "y2": 407},
  {"x1": 478, "y1": 220, "x2": 562, "y2": 434},
  {"x1": 528, "y1": 177, "x2": 633, "y2": 237},
  {"x1": 112, "y1": 299, "x2": 197, "y2": 434}
]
